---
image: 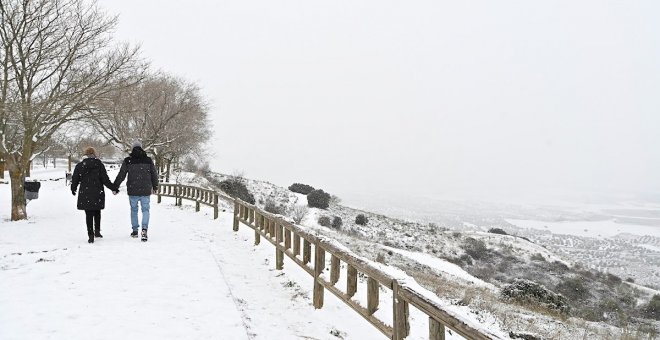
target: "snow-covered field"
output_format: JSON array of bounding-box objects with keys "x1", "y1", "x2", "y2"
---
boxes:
[
  {"x1": 0, "y1": 169, "x2": 388, "y2": 339},
  {"x1": 507, "y1": 218, "x2": 660, "y2": 238},
  {"x1": 1, "y1": 168, "x2": 506, "y2": 339}
]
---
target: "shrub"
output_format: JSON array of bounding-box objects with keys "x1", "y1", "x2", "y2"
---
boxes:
[
  {"x1": 307, "y1": 189, "x2": 331, "y2": 209},
  {"x1": 318, "y1": 216, "x2": 331, "y2": 227},
  {"x1": 530, "y1": 253, "x2": 546, "y2": 262},
  {"x1": 289, "y1": 205, "x2": 308, "y2": 224},
  {"x1": 643, "y1": 295, "x2": 660, "y2": 320},
  {"x1": 555, "y1": 277, "x2": 590, "y2": 301},
  {"x1": 626, "y1": 277, "x2": 635, "y2": 283},
  {"x1": 331, "y1": 216, "x2": 343, "y2": 230},
  {"x1": 606, "y1": 273, "x2": 622, "y2": 286},
  {"x1": 502, "y1": 279, "x2": 570, "y2": 314},
  {"x1": 355, "y1": 214, "x2": 368, "y2": 225},
  {"x1": 219, "y1": 179, "x2": 255, "y2": 204},
  {"x1": 488, "y1": 228, "x2": 508, "y2": 235},
  {"x1": 264, "y1": 198, "x2": 286, "y2": 215},
  {"x1": 288, "y1": 183, "x2": 315, "y2": 195},
  {"x1": 462, "y1": 238, "x2": 489, "y2": 260}
]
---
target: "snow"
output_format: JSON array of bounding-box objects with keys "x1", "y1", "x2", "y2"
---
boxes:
[
  {"x1": 1, "y1": 168, "x2": 508, "y2": 339},
  {"x1": 381, "y1": 245, "x2": 494, "y2": 288},
  {"x1": 0, "y1": 170, "x2": 381, "y2": 339},
  {"x1": 506, "y1": 218, "x2": 660, "y2": 238}
]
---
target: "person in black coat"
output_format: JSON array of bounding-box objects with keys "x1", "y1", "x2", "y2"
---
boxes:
[{"x1": 71, "y1": 147, "x2": 119, "y2": 243}]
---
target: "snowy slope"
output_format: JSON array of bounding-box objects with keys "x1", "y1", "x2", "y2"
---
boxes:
[{"x1": 1, "y1": 168, "x2": 510, "y2": 339}]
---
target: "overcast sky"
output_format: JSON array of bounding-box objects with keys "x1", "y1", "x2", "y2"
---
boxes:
[{"x1": 99, "y1": 0, "x2": 660, "y2": 203}]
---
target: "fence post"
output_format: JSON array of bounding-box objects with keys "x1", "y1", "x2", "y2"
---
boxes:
[
  {"x1": 276, "y1": 221, "x2": 284, "y2": 270},
  {"x1": 347, "y1": 265, "x2": 358, "y2": 298},
  {"x1": 313, "y1": 244, "x2": 325, "y2": 309},
  {"x1": 293, "y1": 234, "x2": 301, "y2": 256},
  {"x1": 429, "y1": 318, "x2": 445, "y2": 340},
  {"x1": 233, "y1": 200, "x2": 239, "y2": 231},
  {"x1": 368, "y1": 277, "x2": 379, "y2": 315},
  {"x1": 330, "y1": 255, "x2": 340, "y2": 285},
  {"x1": 213, "y1": 194, "x2": 219, "y2": 219},
  {"x1": 254, "y1": 212, "x2": 261, "y2": 245},
  {"x1": 303, "y1": 239, "x2": 311, "y2": 265},
  {"x1": 392, "y1": 280, "x2": 410, "y2": 340},
  {"x1": 284, "y1": 227, "x2": 291, "y2": 250}
]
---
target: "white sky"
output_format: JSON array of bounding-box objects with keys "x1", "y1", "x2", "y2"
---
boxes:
[{"x1": 99, "y1": 0, "x2": 660, "y2": 203}]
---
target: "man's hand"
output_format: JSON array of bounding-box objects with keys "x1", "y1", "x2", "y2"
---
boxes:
[{"x1": 112, "y1": 191, "x2": 118, "y2": 195}]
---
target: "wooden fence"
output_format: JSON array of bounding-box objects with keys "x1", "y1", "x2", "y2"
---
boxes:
[{"x1": 157, "y1": 182, "x2": 502, "y2": 340}]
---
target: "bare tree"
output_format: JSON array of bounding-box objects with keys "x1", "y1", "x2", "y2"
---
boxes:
[
  {"x1": 0, "y1": 0, "x2": 144, "y2": 220},
  {"x1": 92, "y1": 73, "x2": 211, "y2": 181}
]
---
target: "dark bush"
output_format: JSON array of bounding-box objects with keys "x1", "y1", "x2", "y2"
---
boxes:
[
  {"x1": 555, "y1": 277, "x2": 590, "y2": 301},
  {"x1": 331, "y1": 216, "x2": 343, "y2": 229},
  {"x1": 643, "y1": 295, "x2": 660, "y2": 320},
  {"x1": 530, "y1": 253, "x2": 546, "y2": 262},
  {"x1": 488, "y1": 228, "x2": 508, "y2": 235},
  {"x1": 318, "y1": 216, "x2": 332, "y2": 227},
  {"x1": 355, "y1": 214, "x2": 368, "y2": 225},
  {"x1": 462, "y1": 238, "x2": 489, "y2": 260},
  {"x1": 549, "y1": 261, "x2": 569, "y2": 273},
  {"x1": 307, "y1": 189, "x2": 331, "y2": 209},
  {"x1": 626, "y1": 277, "x2": 635, "y2": 283},
  {"x1": 288, "y1": 183, "x2": 315, "y2": 195},
  {"x1": 264, "y1": 198, "x2": 286, "y2": 215},
  {"x1": 606, "y1": 273, "x2": 622, "y2": 286},
  {"x1": 219, "y1": 179, "x2": 255, "y2": 204},
  {"x1": 502, "y1": 279, "x2": 570, "y2": 314}
]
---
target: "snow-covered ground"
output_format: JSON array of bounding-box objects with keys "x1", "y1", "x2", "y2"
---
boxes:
[
  {"x1": 507, "y1": 218, "x2": 660, "y2": 238},
  {"x1": 1, "y1": 168, "x2": 507, "y2": 339},
  {"x1": 0, "y1": 169, "x2": 385, "y2": 339}
]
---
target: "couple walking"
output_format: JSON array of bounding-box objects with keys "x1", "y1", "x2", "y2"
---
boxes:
[{"x1": 70, "y1": 141, "x2": 159, "y2": 243}]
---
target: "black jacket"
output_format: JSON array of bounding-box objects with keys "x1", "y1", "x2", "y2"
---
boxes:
[
  {"x1": 114, "y1": 147, "x2": 159, "y2": 196},
  {"x1": 71, "y1": 157, "x2": 117, "y2": 210}
]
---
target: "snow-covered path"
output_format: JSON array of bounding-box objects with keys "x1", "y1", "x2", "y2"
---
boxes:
[{"x1": 0, "y1": 170, "x2": 384, "y2": 340}]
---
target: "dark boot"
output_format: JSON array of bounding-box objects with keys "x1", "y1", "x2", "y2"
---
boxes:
[
  {"x1": 87, "y1": 226, "x2": 94, "y2": 244},
  {"x1": 130, "y1": 230, "x2": 138, "y2": 238}
]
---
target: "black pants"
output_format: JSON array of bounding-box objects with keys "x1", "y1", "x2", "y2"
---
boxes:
[{"x1": 85, "y1": 210, "x2": 101, "y2": 236}]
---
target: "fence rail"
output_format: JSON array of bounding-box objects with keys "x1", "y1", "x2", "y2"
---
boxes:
[{"x1": 158, "y1": 182, "x2": 501, "y2": 340}]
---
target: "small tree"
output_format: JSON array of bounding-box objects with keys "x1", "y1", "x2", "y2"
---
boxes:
[
  {"x1": 307, "y1": 189, "x2": 331, "y2": 209},
  {"x1": 355, "y1": 214, "x2": 368, "y2": 225},
  {"x1": 643, "y1": 295, "x2": 660, "y2": 320},
  {"x1": 318, "y1": 216, "x2": 331, "y2": 227},
  {"x1": 331, "y1": 216, "x2": 343, "y2": 230},
  {"x1": 289, "y1": 205, "x2": 308, "y2": 224},
  {"x1": 264, "y1": 198, "x2": 286, "y2": 215}
]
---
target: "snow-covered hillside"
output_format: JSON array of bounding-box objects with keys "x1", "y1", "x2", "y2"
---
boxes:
[
  {"x1": 1, "y1": 168, "x2": 509, "y2": 339},
  {"x1": 199, "y1": 171, "x2": 660, "y2": 339}
]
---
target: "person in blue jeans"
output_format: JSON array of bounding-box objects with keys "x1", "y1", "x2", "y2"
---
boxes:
[{"x1": 114, "y1": 141, "x2": 159, "y2": 242}]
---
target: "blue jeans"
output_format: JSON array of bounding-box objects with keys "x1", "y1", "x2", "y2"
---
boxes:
[{"x1": 129, "y1": 196, "x2": 150, "y2": 230}]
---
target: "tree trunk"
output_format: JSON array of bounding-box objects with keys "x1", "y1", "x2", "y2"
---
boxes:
[
  {"x1": 68, "y1": 155, "x2": 72, "y2": 172},
  {"x1": 9, "y1": 167, "x2": 27, "y2": 221},
  {"x1": 166, "y1": 159, "x2": 171, "y2": 182},
  {"x1": 26, "y1": 161, "x2": 31, "y2": 177},
  {"x1": 0, "y1": 159, "x2": 4, "y2": 179}
]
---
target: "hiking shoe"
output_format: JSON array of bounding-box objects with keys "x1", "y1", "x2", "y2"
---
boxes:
[
  {"x1": 141, "y1": 229, "x2": 148, "y2": 242},
  {"x1": 94, "y1": 233, "x2": 103, "y2": 238},
  {"x1": 130, "y1": 230, "x2": 138, "y2": 238},
  {"x1": 88, "y1": 236, "x2": 94, "y2": 244}
]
